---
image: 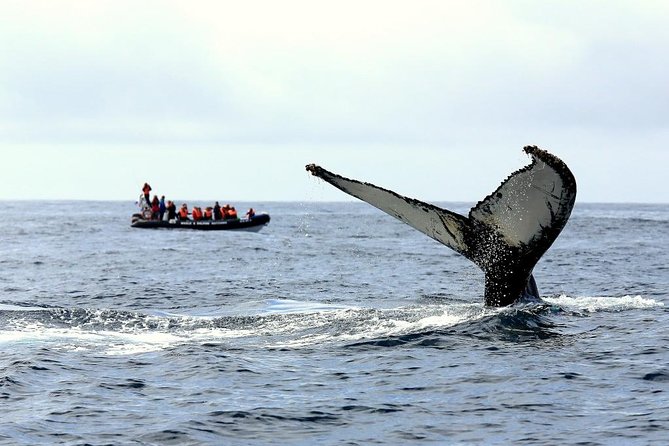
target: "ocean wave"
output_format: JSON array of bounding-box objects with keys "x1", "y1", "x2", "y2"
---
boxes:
[
  {"x1": 542, "y1": 295, "x2": 664, "y2": 313},
  {"x1": 1, "y1": 295, "x2": 664, "y2": 354}
]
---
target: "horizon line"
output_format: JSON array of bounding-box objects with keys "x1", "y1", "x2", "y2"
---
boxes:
[{"x1": 0, "y1": 198, "x2": 667, "y2": 206}]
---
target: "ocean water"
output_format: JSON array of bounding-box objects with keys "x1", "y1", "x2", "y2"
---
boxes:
[{"x1": 1, "y1": 200, "x2": 668, "y2": 445}]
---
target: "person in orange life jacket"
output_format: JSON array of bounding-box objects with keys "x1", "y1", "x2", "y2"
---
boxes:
[
  {"x1": 142, "y1": 183, "x2": 152, "y2": 207},
  {"x1": 245, "y1": 208, "x2": 255, "y2": 219},
  {"x1": 151, "y1": 196, "x2": 160, "y2": 220},
  {"x1": 222, "y1": 204, "x2": 231, "y2": 219},
  {"x1": 192, "y1": 207, "x2": 203, "y2": 221},
  {"x1": 213, "y1": 202, "x2": 222, "y2": 220},
  {"x1": 204, "y1": 207, "x2": 213, "y2": 220},
  {"x1": 228, "y1": 206, "x2": 238, "y2": 219},
  {"x1": 167, "y1": 201, "x2": 177, "y2": 220},
  {"x1": 178, "y1": 204, "x2": 189, "y2": 220}
]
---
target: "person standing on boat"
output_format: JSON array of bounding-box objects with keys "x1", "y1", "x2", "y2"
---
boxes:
[
  {"x1": 151, "y1": 196, "x2": 160, "y2": 220},
  {"x1": 213, "y1": 202, "x2": 222, "y2": 220},
  {"x1": 142, "y1": 183, "x2": 152, "y2": 207},
  {"x1": 159, "y1": 196, "x2": 166, "y2": 221},
  {"x1": 166, "y1": 200, "x2": 177, "y2": 221}
]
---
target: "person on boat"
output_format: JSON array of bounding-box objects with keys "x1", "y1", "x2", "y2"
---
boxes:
[
  {"x1": 204, "y1": 207, "x2": 213, "y2": 220},
  {"x1": 151, "y1": 196, "x2": 160, "y2": 220},
  {"x1": 167, "y1": 200, "x2": 177, "y2": 221},
  {"x1": 245, "y1": 208, "x2": 255, "y2": 219},
  {"x1": 221, "y1": 204, "x2": 230, "y2": 219},
  {"x1": 178, "y1": 203, "x2": 189, "y2": 220},
  {"x1": 228, "y1": 206, "x2": 238, "y2": 220},
  {"x1": 192, "y1": 206, "x2": 203, "y2": 221},
  {"x1": 142, "y1": 183, "x2": 152, "y2": 206},
  {"x1": 159, "y1": 196, "x2": 166, "y2": 221},
  {"x1": 213, "y1": 202, "x2": 222, "y2": 220}
]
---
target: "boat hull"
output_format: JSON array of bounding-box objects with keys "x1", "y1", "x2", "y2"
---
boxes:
[{"x1": 131, "y1": 213, "x2": 270, "y2": 232}]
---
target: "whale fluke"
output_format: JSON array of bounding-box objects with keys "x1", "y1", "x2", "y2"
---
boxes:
[{"x1": 306, "y1": 146, "x2": 576, "y2": 306}]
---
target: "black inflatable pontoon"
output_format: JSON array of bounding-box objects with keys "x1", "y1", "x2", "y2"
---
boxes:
[{"x1": 131, "y1": 213, "x2": 270, "y2": 232}]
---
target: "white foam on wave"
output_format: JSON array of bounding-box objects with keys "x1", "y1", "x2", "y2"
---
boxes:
[
  {"x1": 103, "y1": 330, "x2": 187, "y2": 355},
  {"x1": 0, "y1": 323, "x2": 185, "y2": 355},
  {"x1": 0, "y1": 299, "x2": 503, "y2": 353},
  {"x1": 543, "y1": 294, "x2": 665, "y2": 313},
  {"x1": 120, "y1": 303, "x2": 487, "y2": 350},
  {"x1": 266, "y1": 303, "x2": 493, "y2": 348},
  {"x1": 262, "y1": 298, "x2": 353, "y2": 314}
]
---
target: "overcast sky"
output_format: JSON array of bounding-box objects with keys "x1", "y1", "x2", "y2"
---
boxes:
[{"x1": 1, "y1": 0, "x2": 667, "y2": 202}]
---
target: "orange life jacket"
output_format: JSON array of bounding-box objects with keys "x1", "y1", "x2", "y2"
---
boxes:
[
  {"x1": 179, "y1": 207, "x2": 188, "y2": 219},
  {"x1": 228, "y1": 208, "x2": 238, "y2": 219},
  {"x1": 192, "y1": 207, "x2": 202, "y2": 221},
  {"x1": 204, "y1": 208, "x2": 213, "y2": 219}
]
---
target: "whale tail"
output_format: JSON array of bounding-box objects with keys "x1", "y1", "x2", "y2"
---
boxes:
[{"x1": 306, "y1": 146, "x2": 576, "y2": 306}]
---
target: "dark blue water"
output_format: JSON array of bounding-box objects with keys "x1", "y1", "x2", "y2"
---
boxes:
[{"x1": 1, "y1": 201, "x2": 668, "y2": 445}]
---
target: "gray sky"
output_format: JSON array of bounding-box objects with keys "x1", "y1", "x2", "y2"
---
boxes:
[{"x1": 1, "y1": 0, "x2": 667, "y2": 202}]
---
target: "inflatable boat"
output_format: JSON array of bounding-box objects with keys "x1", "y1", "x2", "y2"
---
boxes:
[{"x1": 131, "y1": 213, "x2": 270, "y2": 232}]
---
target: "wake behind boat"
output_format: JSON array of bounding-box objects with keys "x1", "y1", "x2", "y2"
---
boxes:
[{"x1": 131, "y1": 213, "x2": 270, "y2": 232}]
